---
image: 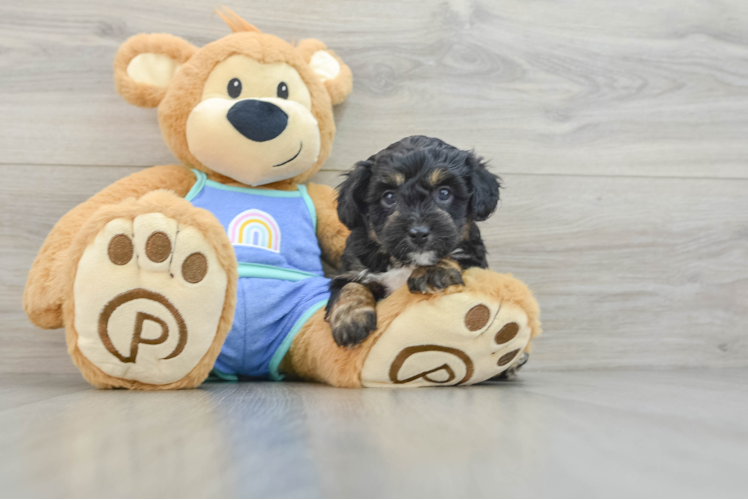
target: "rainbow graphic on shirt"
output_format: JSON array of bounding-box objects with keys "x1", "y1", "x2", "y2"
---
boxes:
[{"x1": 228, "y1": 209, "x2": 281, "y2": 253}]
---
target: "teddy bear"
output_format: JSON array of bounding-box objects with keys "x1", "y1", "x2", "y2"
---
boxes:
[{"x1": 22, "y1": 10, "x2": 541, "y2": 389}]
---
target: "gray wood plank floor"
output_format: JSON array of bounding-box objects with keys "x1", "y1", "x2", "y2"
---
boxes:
[{"x1": 1, "y1": 370, "x2": 746, "y2": 498}]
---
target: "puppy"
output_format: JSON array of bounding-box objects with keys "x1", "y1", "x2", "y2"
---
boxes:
[{"x1": 326, "y1": 135, "x2": 501, "y2": 347}]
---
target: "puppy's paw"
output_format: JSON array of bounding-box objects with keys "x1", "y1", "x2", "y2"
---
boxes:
[
  {"x1": 408, "y1": 262, "x2": 464, "y2": 294},
  {"x1": 327, "y1": 283, "x2": 378, "y2": 347},
  {"x1": 331, "y1": 307, "x2": 378, "y2": 347}
]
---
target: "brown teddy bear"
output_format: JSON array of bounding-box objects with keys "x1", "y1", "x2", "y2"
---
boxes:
[{"x1": 23, "y1": 10, "x2": 541, "y2": 389}]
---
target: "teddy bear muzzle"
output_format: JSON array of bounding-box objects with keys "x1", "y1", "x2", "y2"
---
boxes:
[{"x1": 185, "y1": 96, "x2": 321, "y2": 186}]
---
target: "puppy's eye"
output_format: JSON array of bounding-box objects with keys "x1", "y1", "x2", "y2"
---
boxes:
[
  {"x1": 436, "y1": 187, "x2": 453, "y2": 203},
  {"x1": 228, "y1": 78, "x2": 242, "y2": 98},
  {"x1": 277, "y1": 82, "x2": 289, "y2": 99},
  {"x1": 381, "y1": 191, "x2": 396, "y2": 207}
]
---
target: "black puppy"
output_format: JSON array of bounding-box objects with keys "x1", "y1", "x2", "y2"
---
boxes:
[{"x1": 326, "y1": 135, "x2": 501, "y2": 347}]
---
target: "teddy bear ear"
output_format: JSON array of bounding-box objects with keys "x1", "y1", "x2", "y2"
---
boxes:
[
  {"x1": 114, "y1": 33, "x2": 197, "y2": 108},
  {"x1": 296, "y1": 39, "x2": 352, "y2": 105}
]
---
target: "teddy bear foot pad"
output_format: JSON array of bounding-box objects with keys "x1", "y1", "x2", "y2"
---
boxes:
[
  {"x1": 72, "y1": 212, "x2": 229, "y2": 385},
  {"x1": 361, "y1": 291, "x2": 531, "y2": 388}
]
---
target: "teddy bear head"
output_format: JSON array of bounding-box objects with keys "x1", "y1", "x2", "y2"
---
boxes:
[{"x1": 113, "y1": 9, "x2": 352, "y2": 187}]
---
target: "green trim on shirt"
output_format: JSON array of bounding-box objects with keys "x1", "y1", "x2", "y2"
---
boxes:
[
  {"x1": 185, "y1": 169, "x2": 208, "y2": 202},
  {"x1": 268, "y1": 299, "x2": 329, "y2": 381},
  {"x1": 207, "y1": 368, "x2": 239, "y2": 382},
  {"x1": 297, "y1": 184, "x2": 317, "y2": 231},
  {"x1": 204, "y1": 179, "x2": 303, "y2": 197},
  {"x1": 237, "y1": 262, "x2": 322, "y2": 281},
  {"x1": 184, "y1": 169, "x2": 317, "y2": 228}
]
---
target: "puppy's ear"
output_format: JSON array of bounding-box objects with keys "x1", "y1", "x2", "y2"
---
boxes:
[
  {"x1": 337, "y1": 160, "x2": 373, "y2": 229},
  {"x1": 468, "y1": 154, "x2": 501, "y2": 221}
]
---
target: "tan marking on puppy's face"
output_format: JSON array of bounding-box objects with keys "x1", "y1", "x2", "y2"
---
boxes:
[
  {"x1": 429, "y1": 168, "x2": 447, "y2": 186},
  {"x1": 380, "y1": 209, "x2": 401, "y2": 236},
  {"x1": 186, "y1": 55, "x2": 321, "y2": 186},
  {"x1": 462, "y1": 220, "x2": 472, "y2": 239},
  {"x1": 385, "y1": 173, "x2": 405, "y2": 186}
]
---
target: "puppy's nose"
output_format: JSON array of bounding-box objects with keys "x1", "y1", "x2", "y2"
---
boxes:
[
  {"x1": 227, "y1": 99, "x2": 288, "y2": 142},
  {"x1": 408, "y1": 226, "x2": 431, "y2": 244}
]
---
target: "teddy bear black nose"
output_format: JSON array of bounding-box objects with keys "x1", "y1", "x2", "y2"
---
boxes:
[{"x1": 226, "y1": 99, "x2": 288, "y2": 142}]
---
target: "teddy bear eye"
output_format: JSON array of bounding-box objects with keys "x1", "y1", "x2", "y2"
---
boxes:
[
  {"x1": 228, "y1": 78, "x2": 242, "y2": 98},
  {"x1": 277, "y1": 82, "x2": 289, "y2": 99}
]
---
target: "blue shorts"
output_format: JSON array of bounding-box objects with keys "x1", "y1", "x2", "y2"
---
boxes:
[{"x1": 213, "y1": 276, "x2": 330, "y2": 380}]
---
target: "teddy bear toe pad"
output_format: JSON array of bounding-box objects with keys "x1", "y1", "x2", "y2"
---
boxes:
[
  {"x1": 73, "y1": 213, "x2": 228, "y2": 385},
  {"x1": 361, "y1": 292, "x2": 531, "y2": 388}
]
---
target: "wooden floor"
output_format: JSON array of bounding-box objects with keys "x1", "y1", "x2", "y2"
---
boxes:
[{"x1": 0, "y1": 370, "x2": 746, "y2": 498}]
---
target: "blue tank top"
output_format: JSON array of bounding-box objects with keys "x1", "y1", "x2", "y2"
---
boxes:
[
  {"x1": 186, "y1": 169, "x2": 324, "y2": 279},
  {"x1": 185, "y1": 169, "x2": 330, "y2": 380}
]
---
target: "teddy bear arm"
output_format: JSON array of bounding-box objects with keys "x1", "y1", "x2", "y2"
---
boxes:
[
  {"x1": 306, "y1": 182, "x2": 350, "y2": 269},
  {"x1": 23, "y1": 164, "x2": 196, "y2": 329}
]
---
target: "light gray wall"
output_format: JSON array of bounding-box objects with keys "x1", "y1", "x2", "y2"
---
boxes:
[{"x1": 1, "y1": 0, "x2": 746, "y2": 374}]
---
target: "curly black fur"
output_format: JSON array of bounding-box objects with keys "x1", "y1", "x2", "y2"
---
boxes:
[{"x1": 326, "y1": 135, "x2": 501, "y2": 347}]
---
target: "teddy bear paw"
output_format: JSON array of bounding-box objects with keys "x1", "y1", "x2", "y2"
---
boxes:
[
  {"x1": 361, "y1": 290, "x2": 533, "y2": 387},
  {"x1": 71, "y1": 212, "x2": 229, "y2": 386}
]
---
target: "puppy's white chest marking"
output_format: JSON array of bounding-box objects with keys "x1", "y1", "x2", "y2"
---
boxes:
[{"x1": 373, "y1": 266, "x2": 415, "y2": 295}]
